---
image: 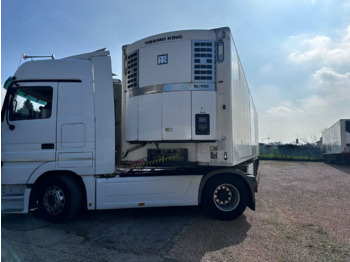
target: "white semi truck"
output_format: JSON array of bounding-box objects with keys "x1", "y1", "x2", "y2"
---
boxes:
[
  {"x1": 1, "y1": 27, "x2": 259, "y2": 222},
  {"x1": 322, "y1": 119, "x2": 350, "y2": 164}
]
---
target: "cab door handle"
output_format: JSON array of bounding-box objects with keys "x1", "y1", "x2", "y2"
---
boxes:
[{"x1": 42, "y1": 143, "x2": 54, "y2": 150}]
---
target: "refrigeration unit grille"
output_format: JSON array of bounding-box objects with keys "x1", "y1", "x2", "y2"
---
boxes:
[
  {"x1": 192, "y1": 41, "x2": 215, "y2": 82},
  {"x1": 126, "y1": 51, "x2": 139, "y2": 89}
]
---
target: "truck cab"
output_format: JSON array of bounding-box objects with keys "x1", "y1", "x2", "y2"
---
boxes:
[{"x1": 2, "y1": 50, "x2": 115, "y2": 220}]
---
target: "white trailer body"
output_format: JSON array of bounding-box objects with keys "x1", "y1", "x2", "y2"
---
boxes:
[
  {"x1": 121, "y1": 27, "x2": 259, "y2": 167},
  {"x1": 322, "y1": 119, "x2": 350, "y2": 164},
  {"x1": 2, "y1": 27, "x2": 258, "y2": 223}
]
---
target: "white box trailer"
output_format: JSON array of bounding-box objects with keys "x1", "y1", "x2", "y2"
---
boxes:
[
  {"x1": 322, "y1": 119, "x2": 350, "y2": 164},
  {"x1": 2, "y1": 27, "x2": 259, "y2": 223},
  {"x1": 121, "y1": 27, "x2": 259, "y2": 167}
]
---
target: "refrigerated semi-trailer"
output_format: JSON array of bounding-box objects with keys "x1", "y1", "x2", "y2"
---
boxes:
[{"x1": 322, "y1": 119, "x2": 350, "y2": 164}]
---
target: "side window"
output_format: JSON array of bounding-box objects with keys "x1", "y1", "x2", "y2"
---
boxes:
[{"x1": 9, "y1": 86, "x2": 53, "y2": 121}]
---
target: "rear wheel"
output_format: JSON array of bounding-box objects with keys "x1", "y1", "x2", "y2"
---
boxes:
[
  {"x1": 202, "y1": 175, "x2": 248, "y2": 220},
  {"x1": 38, "y1": 176, "x2": 82, "y2": 223}
]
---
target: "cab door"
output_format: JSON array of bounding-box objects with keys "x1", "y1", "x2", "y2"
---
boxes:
[{"x1": 1, "y1": 82, "x2": 57, "y2": 181}]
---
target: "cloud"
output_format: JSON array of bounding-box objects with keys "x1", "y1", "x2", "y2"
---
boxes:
[
  {"x1": 264, "y1": 103, "x2": 303, "y2": 118},
  {"x1": 260, "y1": 67, "x2": 350, "y2": 142},
  {"x1": 288, "y1": 25, "x2": 350, "y2": 67},
  {"x1": 302, "y1": 68, "x2": 350, "y2": 117},
  {"x1": 309, "y1": 67, "x2": 350, "y2": 92},
  {"x1": 260, "y1": 26, "x2": 350, "y2": 143}
]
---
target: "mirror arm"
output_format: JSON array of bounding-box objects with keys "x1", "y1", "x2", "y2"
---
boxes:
[{"x1": 6, "y1": 96, "x2": 15, "y2": 131}]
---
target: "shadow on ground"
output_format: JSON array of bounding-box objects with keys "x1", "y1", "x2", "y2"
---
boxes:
[
  {"x1": 164, "y1": 214, "x2": 251, "y2": 262},
  {"x1": 326, "y1": 163, "x2": 350, "y2": 174},
  {"x1": 2, "y1": 206, "x2": 250, "y2": 262}
]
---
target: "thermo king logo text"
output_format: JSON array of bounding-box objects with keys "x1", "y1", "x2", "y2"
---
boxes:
[{"x1": 145, "y1": 35, "x2": 183, "y2": 45}]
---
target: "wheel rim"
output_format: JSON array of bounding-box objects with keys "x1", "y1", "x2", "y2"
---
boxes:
[
  {"x1": 43, "y1": 185, "x2": 65, "y2": 215},
  {"x1": 213, "y1": 184, "x2": 240, "y2": 211}
]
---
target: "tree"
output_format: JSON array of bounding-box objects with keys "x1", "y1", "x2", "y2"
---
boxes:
[{"x1": 16, "y1": 99, "x2": 34, "y2": 115}]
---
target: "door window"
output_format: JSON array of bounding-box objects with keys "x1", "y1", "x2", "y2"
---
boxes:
[{"x1": 9, "y1": 86, "x2": 53, "y2": 121}]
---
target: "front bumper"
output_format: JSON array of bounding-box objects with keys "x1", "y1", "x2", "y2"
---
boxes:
[{"x1": 1, "y1": 184, "x2": 31, "y2": 213}]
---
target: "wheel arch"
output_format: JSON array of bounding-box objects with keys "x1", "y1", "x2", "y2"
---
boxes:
[
  {"x1": 198, "y1": 168, "x2": 256, "y2": 211},
  {"x1": 29, "y1": 170, "x2": 87, "y2": 211}
]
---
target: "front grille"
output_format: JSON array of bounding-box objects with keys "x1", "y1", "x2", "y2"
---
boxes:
[
  {"x1": 126, "y1": 51, "x2": 139, "y2": 89},
  {"x1": 192, "y1": 41, "x2": 215, "y2": 82}
]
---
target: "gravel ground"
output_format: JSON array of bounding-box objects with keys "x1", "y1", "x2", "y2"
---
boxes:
[
  {"x1": 165, "y1": 161, "x2": 350, "y2": 262},
  {"x1": 2, "y1": 161, "x2": 350, "y2": 261}
]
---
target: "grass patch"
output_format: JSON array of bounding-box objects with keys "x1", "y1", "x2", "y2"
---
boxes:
[
  {"x1": 263, "y1": 218, "x2": 349, "y2": 261},
  {"x1": 260, "y1": 153, "x2": 321, "y2": 161},
  {"x1": 76, "y1": 231, "x2": 90, "y2": 244},
  {"x1": 277, "y1": 223, "x2": 299, "y2": 242},
  {"x1": 316, "y1": 227, "x2": 328, "y2": 235},
  {"x1": 262, "y1": 217, "x2": 280, "y2": 226},
  {"x1": 318, "y1": 239, "x2": 350, "y2": 261}
]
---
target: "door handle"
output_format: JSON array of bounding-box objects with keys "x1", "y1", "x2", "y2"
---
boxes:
[{"x1": 42, "y1": 143, "x2": 54, "y2": 150}]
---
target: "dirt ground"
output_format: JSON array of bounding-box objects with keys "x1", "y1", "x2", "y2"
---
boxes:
[{"x1": 2, "y1": 161, "x2": 350, "y2": 262}]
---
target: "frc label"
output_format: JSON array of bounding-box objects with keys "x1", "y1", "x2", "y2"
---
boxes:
[{"x1": 157, "y1": 54, "x2": 168, "y2": 65}]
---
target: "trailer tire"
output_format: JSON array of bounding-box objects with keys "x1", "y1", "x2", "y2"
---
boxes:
[
  {"x1": 202, "y1": 175, "x2": 248, "y2": 220},
  {"x1": 38, "y1": 176, "x2": 82, "y2": 223}
]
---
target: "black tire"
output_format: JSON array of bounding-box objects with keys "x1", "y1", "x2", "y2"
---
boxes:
[
  {"x1": 202, "y1": 175, "x2": 248, "y2": 220},
  {"x1": 38, "y1": 176, "x2": 82, "y2": 223}
]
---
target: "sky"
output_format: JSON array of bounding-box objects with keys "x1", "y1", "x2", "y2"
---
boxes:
[{"x1": 1, "y1": 0, "x2": 349, "y2": 143}]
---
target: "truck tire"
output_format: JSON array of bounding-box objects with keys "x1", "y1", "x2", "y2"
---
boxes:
[
  {"x1": 202, "y1": 175, "x2": 248, "y2": 220},
  {"x1": 38, "y1": 176, "x2": 82, "y2": 223}
]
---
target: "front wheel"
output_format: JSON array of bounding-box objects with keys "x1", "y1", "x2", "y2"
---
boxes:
[
  {"x1": 38, "y1": 176, "x2": 82, "y2": 223},
  {"x1": 202, "y1": 175, "x2": 248, "y2": 220}
]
